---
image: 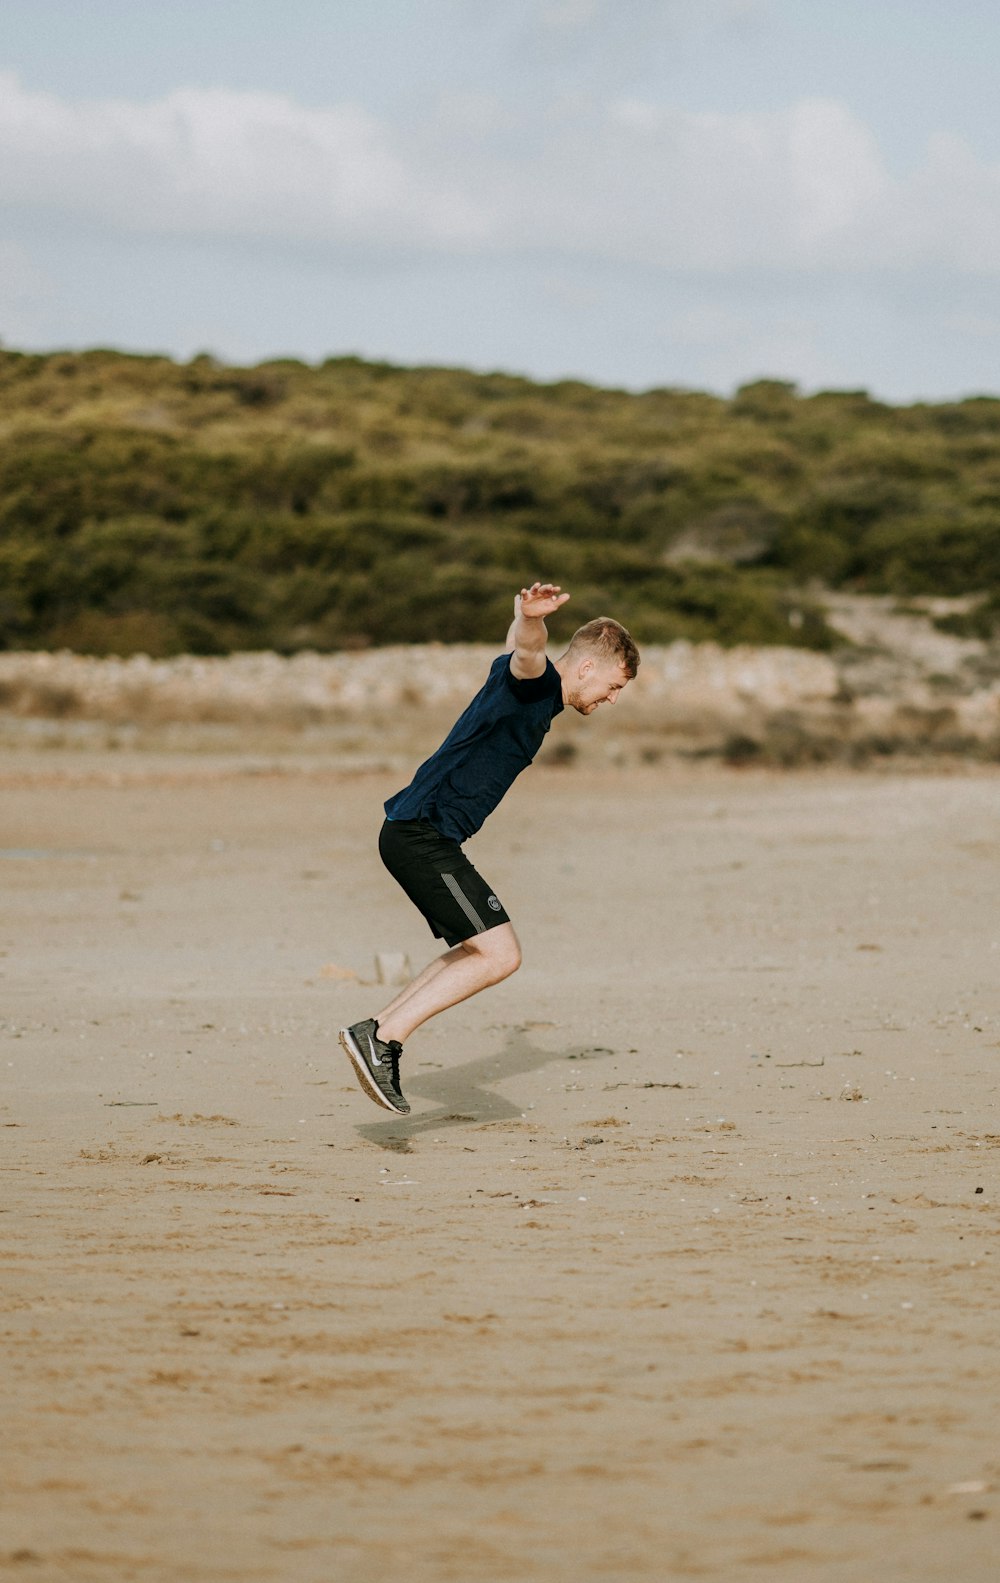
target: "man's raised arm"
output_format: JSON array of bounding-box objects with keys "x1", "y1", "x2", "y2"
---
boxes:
[{"x1": 505, "y1": 581, "x2": 571, "y2": 680}]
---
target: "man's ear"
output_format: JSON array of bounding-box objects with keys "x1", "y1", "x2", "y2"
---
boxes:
[{"x1": 578, "y1": 655, "x2": 595, "y2": 678}]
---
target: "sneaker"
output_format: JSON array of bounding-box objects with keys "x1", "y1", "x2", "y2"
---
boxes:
[{"x1": 339, "y1": 1018, "x2": 410, "y2": 1114}]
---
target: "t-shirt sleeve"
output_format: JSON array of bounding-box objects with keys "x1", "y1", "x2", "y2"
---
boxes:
[{"x1": 502, "y1": 655, "x2": 561, "y2": 704}]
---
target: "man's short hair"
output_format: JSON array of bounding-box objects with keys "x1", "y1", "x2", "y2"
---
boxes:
[{"x1": 565, "y1": 617, "x2": 640, "y2": 679}]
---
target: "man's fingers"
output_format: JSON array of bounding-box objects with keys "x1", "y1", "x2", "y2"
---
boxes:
[{"x1": 518, "y1": 581, "x2": 569, "y2": 618}]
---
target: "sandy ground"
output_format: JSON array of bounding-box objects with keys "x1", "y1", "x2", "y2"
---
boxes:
[{"x1": 2, "y1": 751, "x2": 999, "y2": 1582}]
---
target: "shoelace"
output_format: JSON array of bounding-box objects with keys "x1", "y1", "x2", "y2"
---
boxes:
[{"x1": 385, "y1": 1042, "x2": 403, "y2": 1090}]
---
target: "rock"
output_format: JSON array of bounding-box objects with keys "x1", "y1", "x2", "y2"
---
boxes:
[{"x1": 375, "y1": 952, "x2": 411, "y2": 986}]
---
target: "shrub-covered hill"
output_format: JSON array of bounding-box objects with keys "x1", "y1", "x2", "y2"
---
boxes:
[{"x1": 1, "y1": 347, "x2": 999, "y2": 656}]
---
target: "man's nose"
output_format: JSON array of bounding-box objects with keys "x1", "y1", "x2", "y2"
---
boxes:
[{"x1": 607, "y1": 691, "x2": 617, "y2": 704}]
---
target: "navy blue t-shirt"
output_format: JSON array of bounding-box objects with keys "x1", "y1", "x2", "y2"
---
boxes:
[{"x1": 384, "y1": 654, "x2": 565, "y2": 843}]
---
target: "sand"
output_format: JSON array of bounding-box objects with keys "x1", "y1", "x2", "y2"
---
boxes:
[{"x1": 2, "y1": 752, "x2": 999, "y2": 1582}]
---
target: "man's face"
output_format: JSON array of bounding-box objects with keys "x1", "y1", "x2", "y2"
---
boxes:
[{"x1": 566, "y1": 657, "x2": 631, "y2": 716}]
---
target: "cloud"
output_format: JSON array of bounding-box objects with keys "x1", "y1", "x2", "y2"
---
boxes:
[
  {"x1": 429, "y1": 92, "x2": 1000, "y2": 275},
  {"x1": 2, "y1": 70, "x2": 1000, "y2": 278},
  {"x1": 0, "y1": 72, "x2": 489, "y2": 251},
  {"x1": 885, "y1": 130, "x2": 1000, "y2": 273},
  {"x1": 560, "y1": 96, "x2": 891, "y2": 268}
]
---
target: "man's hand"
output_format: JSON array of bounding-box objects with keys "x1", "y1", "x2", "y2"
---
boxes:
[
  {"x1": 517, "y1": 582, "x2": 571, "y2": 620},
  {"x1": 506, "y1": 581, "x2": 570, "y2": 679}
]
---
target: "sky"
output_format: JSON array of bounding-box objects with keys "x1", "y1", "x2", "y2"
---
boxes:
[{"x1": 2, "y1": 0, "x2": 1000, "y2": 400}]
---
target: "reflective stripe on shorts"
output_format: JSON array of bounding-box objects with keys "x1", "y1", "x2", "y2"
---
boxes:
[{"x1": 441, "y1": 870, "x2": 487, "y2": 934}]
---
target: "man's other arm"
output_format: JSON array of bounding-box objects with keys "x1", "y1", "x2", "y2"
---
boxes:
[{"x1": 505, "y1": 582, "x2": 571, "y2": 680}]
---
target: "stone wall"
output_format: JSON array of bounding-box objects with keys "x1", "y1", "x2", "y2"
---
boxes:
[{"x1": 2, "y1": 607, "x2": 999, "y2": 764}]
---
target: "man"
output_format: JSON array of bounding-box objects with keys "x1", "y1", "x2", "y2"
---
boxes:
[{"x1": 339, "y1": 582, "x2": 639, "y2": 1113}]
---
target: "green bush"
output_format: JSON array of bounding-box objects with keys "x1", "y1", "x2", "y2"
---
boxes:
[{"x1": 1, "y1": 348, "x2": 999, "y2": 654}]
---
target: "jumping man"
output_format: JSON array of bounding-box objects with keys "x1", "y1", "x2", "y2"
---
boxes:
[{"x1": 339, "y1": 582, "x2": 640, "y2": 1113}]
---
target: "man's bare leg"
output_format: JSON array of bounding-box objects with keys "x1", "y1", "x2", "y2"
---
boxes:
[
  {"x1": 376, "y1": 924, "x2": 521, "y2": 1046},
  {"x1": 373, "y1": 947, "x2": 460, "y2": 1026}
]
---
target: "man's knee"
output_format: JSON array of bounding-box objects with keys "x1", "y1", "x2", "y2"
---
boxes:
[
  {"x1": 493, "y1": 931, "x2": 522, "y2": 980},
  {"x1": 466, "y1": 926, "x2": 521, "y2": 982}
]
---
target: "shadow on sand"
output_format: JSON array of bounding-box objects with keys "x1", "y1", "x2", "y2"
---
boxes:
[{"x1": 353, "y1": 1024, "x2": 614, "y2": 1153}]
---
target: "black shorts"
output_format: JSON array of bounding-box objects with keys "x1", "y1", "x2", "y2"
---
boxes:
[{"x1": 378, "y1": 818, "x2": 511, "y2": 949}]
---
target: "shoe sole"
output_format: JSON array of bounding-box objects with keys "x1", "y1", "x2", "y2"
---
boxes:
[{"x1": 338, "y1": 1028, "x2": 409, "y2": 1114}]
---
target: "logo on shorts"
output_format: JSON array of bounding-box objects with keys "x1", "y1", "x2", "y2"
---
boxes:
[{"x1": 487, "y1": 895, "x2": 502, "y2": 912}]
